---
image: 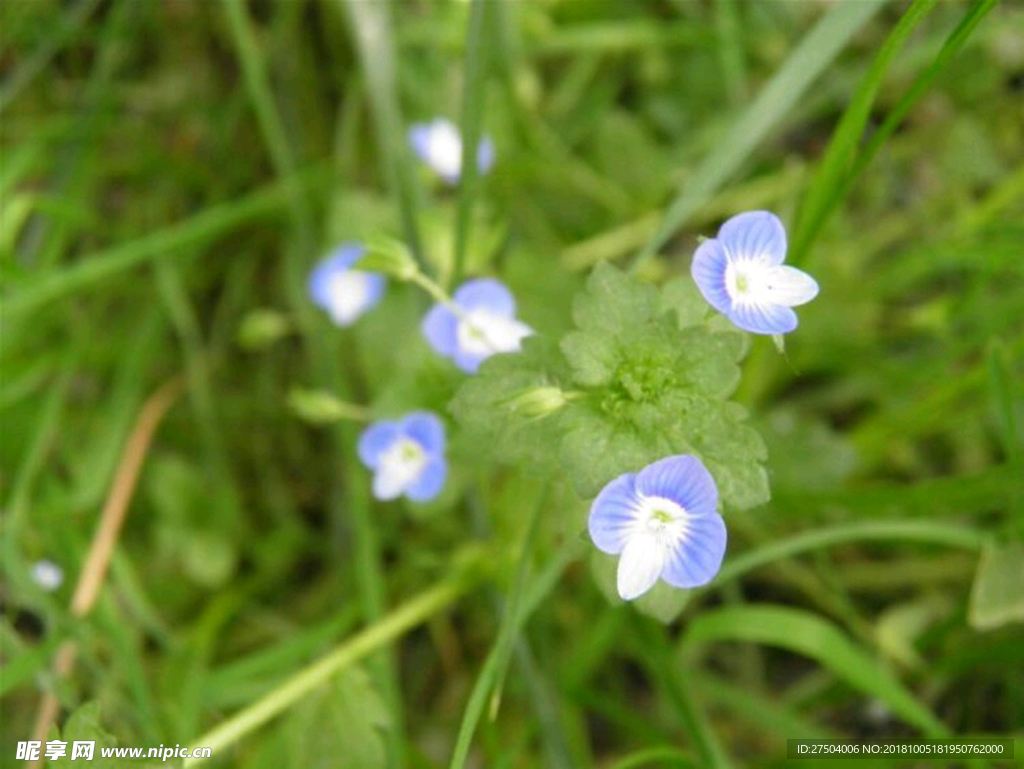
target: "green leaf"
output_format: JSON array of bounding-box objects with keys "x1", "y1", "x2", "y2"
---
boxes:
[
  {"x1": 60, "y1": 702, "x2": 172, "y2": 768},
  {"x1": 681, "y1": 605, "x2": 948, "y2": 737},
  {"x1": 287, "y1": 388, "x2": 368, "y2": 424},
  {"x1": 285, "y1": 665, "x2": 390, "y2": 769},
  {"x1": 658, "y1": 274, "x2": 711, "y2": 330},
  {"x1": 969, "y1": 540, "x2": 1024, "y2": 631},
  {"x1": 449, "y1": 335, "x2": 572, "y2": 473},
  {"x1": 558, "y1": 264, "x2": 766, "y2": 506}
]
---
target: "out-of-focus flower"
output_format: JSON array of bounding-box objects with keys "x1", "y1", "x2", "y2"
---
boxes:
[
  {"x1": 421, "y1": 278, "x2": 532, "y2": 373},
  {"x1": 588, "y1": 455, "x2": 726, "y2": 601},
  {"x1": 31, "y1": 559, "x2": 64, "y2": 591},
  {"x1": 691, "y1": 211, "x2": 819, "y2": 334},
  {"x1": 408, "y1": 118, "x2": 495, "y2": 184},
  {"x1": 308, "y1": 243, "x2": 386, "y2": 326},
  {"x1": 358, "y1": 412, "x2": 447, "y2": 502}
]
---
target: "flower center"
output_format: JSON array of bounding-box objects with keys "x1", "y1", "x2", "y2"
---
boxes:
[
  {"x1": 635, "y1": 495, "x2": 689, "y2": 544},
  {"x1": 725, "y1": 257, "x2": 774, "y2": 306},
  {"x1": 456, "y1": 308, "x2": 529, "y2": 359},
  {"x1": 377, "y1": 438, "x2": 427, "y2": 495},
  {"x1": 428, "y1": 122, "x2": 463, "y2": 179},
  {"x1": 326, "y1": 270, "x2": 373, "y2": 324}
]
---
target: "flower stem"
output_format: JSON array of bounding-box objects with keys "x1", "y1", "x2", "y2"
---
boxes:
[{"x1": 183, "y1": 549, "x2": 487, "y2": 766}]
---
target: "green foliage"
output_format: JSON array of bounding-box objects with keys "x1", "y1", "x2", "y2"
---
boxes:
[
  {"x1": 452, "y1": 263, "x2": 768, "y2": 508},
  {"x1": 969, "y1": 540, "x2": 1024, "y2": 631},
  {"x1": 4, "y1": 0, "x2": 1022, "y2": 766},
  {"x1": 681, "y1": 606, "x2": 948, "y2": 737},
  {"x1": 60, "y1": 702, "x2": 171, "y2": 768},
  {"x1": 284, "y1": 666, "x2": 390, "y2": 769}
]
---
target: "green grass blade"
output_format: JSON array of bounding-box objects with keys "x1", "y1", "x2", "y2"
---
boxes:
[
  {"x1": 184, "y1": 554, "x2": 487, "y2": 766},
  {"x1": 681, "y1": 605, "x2": 949, "y2": 736},
  {"x1": 788, "y1": 0, "x2": 937, "y2": 267},
  {"x1": 449, "y1": 492, "x2": 545, "y2": 769},
  {"x1": 631, "y1": 0, "x2": 885, "y2": 272},
  {"x1": 339, "y1": 0, "x2": 424, "y2": 270},
  {"x1": 0, "y1": 0, "x2": 103, "y2": 114},
  {"x1": 715, "y1": 520, "x2": 987, "y2": 587},
  {"x1": 452, "y1": 0, "x2": 492, "y2": 287},
  {"x1": 3, "y1": 171, "x2": 329, "y2": 321},
  {"x1": 790, "y1": 0, "x2": 999, "y2": 266}
]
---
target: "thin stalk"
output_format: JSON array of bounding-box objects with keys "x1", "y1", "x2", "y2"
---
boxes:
[{"x1": 184, "y1": 555, "x2": 487, "y2": 766}]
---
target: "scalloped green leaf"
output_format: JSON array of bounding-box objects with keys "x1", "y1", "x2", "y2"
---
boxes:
[
  {"x1": 449, "y1": 335, "x2": 572, "y2": 473},
  {"x1": 285, "y1": 665, "x2": 390, "y2": 769}
]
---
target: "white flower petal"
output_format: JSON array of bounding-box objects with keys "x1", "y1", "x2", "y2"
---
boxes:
[
  {"x1": 426, "y1": 120, "x2": 463, "y2": 181},
  {"x1": 616, "y1": 529, "x2": 666, "y2": 601},
  {"x1": 456, "y1": 309, "x2": 532, "y2": 360},
  {"x1": 326, "y1": 270, "x2": 375, "y2": 326},
  {"x1": 764, "y1": 265, "x2": 819, "y2": 307},
  {"x1": 372, "y1": 438, "x2": 427, "y2": 500}
]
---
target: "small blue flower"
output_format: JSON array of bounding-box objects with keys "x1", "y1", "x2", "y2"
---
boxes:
[
  {"x1": 358, "y1": 411, "x2": 447, "y2": 502},
  {"x1": 408, "y1": 118, "x2": 495, "y2": 184},
  {"x1": 691, "y1": 211, "x2": 819, "y2": 334},
  {"x1": 588, "y1": 455, "x2": 726, "y2": 601},
  {"x1": 421, "y1": 278, "x2": 532, "y2": 374},
  {"x1": 308, "y1": 243, "x2": 386, "y2": 326}
]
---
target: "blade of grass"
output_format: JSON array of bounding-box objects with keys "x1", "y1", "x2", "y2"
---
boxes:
[
  {"x1": 788, "y1": 0, "x2": 938, "y2": 267},
  {"x1": 630, "y1": 0, "x2": 886, "y2": 272},
  {"x1": 712, "y1": 0, "x2": 747, "y2": 106},
  {"x1": 0, "y1": 0, "x2": 103, "y2": 113},
  {"x1": 222, "y1": 0, "x2": 311, "y2": 233},
  {"x1": 183, "y1": 551, "x2": 488, "y2": 766},
  {"x1": 715, "y1": 520, "x2": 987, "y2": 587},
  {"x1": 639, "y1": 622, "x2": 734, "y2": 769},
  {"x1": 790, "y1": 0, "x2": 999, "y2": 266},
  {"x1": 3, "y1": 170, "x2": 330, "y2": 321},
  {"x1": 681, "y1": 605, "x2": 949, "y2": 736},
  {"x1": 452, "y1": 0, "x2": 492, "y2": 287},
  {"x1": 339, "y1": 0, "x2": 425, "y2": 270},
  {"x1": 449, "y1": 491, "x2": 546, "y2": 769}
]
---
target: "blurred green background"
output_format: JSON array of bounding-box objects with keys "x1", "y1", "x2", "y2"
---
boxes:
[{"x1": 2, "y1": 0, "x2": 1023, "y2": 767}]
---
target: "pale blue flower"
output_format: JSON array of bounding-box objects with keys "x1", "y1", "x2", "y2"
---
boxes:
[
  {"x1": 30, "y1": 559, "x2": 64, "y2": 591},
  {"x1": 308, "y1": 243, "x2": 386, "y2": 326},
  {"x1": 421, "y1": 278, "x2": 532, "y2": 374},
  {"x1": 408, "y1": 118, "x2": 495, "y2": 184},
  {"x1": 691, "y1": 211, "x2": 819, "y2": 334},
  {"x1": 588, "y1": 455, "x2": 726, "y2": 601},
  {"x1": 358, "y1": 412, "x2": 447, "y2": 502}
]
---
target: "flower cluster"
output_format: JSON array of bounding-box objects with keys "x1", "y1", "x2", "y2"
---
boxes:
[
  {"x1": 305, "y1": 154, "x2": 818, "y2": 603},
  {"x1": 305, "y1": 121, "x2": 532, "y2": 504},
  {"x1": 586, "y1": 211, "x2": 818, "y2": 600}
]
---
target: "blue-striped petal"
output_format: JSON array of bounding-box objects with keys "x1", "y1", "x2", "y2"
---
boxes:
[
  {"x1": 588, "y1": 472, "x2": 642, "y2": 554},
  {"x1": 728, "y1": 301, "x2": 797, "y2": 334},
  {"x1": 661, "y1": 513, "x2": 727, "y2": 588},
  {"x1": 718, "y1": 211, "x2": 787, "y2": 265},
  {"x1": 635, "y1": 455, "x2": 718, "y2": 519},
  {"x1": 691, "y1": 239, "x2": 733, "y2": 315}
]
